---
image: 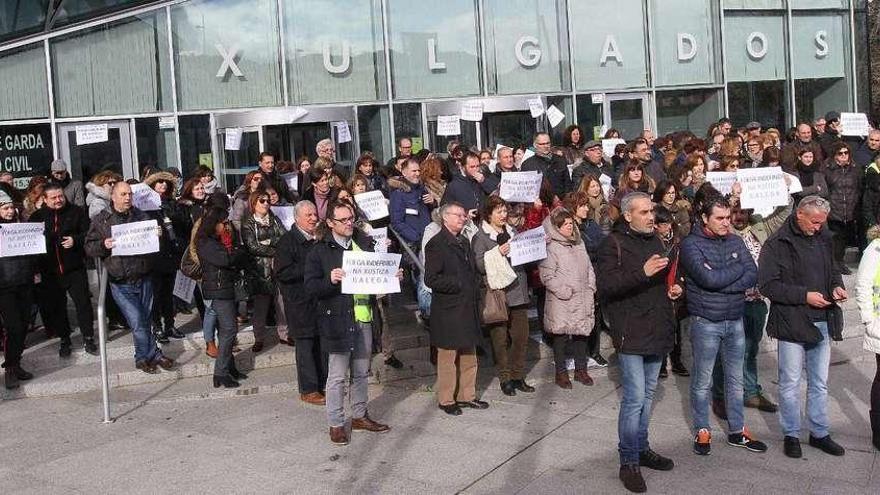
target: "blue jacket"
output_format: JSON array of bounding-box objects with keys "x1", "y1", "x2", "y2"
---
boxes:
[
  {"x1": 388, "y1": 177, "x2": 433, "y2": 244},
  {"x1": 680, "y1": 223, "x2": 757, "y2": 322}
]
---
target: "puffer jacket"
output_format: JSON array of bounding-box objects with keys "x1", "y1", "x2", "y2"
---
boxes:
[
  {"x1": 388, "y1": 177, "x2": 433, "y2": 244},
  {"x1": 241, "y1": 211, "x2": 285, "y2": 295},
  {"x1": 539, "y1": 214, "x2": 595, "y2": 335},
  {"x1": 823, "y1": 159, "x2": 862, "y2": 223},
  {"x1": 680, "y1": 222, "x2": 757, "y2": 322},
  {"x1": 0, "y1": 220, "x2": 36, "y2": 289},
  {"x1": 85, "y1": 182, "x2": 111, "y2": 219},
  {"x1": 84, "y1": 206, "x2": 153, "y2": 283},
  {"x1": 856, "y1": 226, "x2": 880, "y2": 354},
  {"x1": 197, "y1": 232, "x2": 244, "y2": 300},
  {"x1": 471, "y1": 222, "x2": 529, "y2": 308}
]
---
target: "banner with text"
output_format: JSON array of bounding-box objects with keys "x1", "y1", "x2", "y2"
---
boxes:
[
  {"x1": 0, "y1": 222, "x2": 46, "y2": 257},
  {"x1": 737, "y1": 167, "x2": 789, "y2": 210},
  {"x1": 354, "y1": 190, "x2": 389, "y2": 221},
  {"x1": 509, "y1": 227, "x2": 548, "y2": 267},
  {"x1": 341, "y1": 251, "x2": 401, "y2": 295},
  {"x1": 499, "y1": 171, "x2": 542, "y2": 203},
  {"x1": 111, "y1": 220, "x2": 160, "y2": 256},
  {"x1": 706, "y1": 171, "x2": 737, "y2": 195}
]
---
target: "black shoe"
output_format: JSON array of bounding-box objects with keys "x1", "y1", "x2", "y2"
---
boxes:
[
  {"x1": 591, "y1": 353, "x2": 608, "y2": 367},
  {"x1": 384, "y1": 355, "x2": 404, "y2": 369},
  {"x1": 154, "y1": 329, "x2": 170, "y2": 344},
  {"x1": 83, "y1": 338, "x2": 99, "y2": 356},
  {"x1": 12, "y1": 366, "x2": 33, "y2": 381},
  {"x1": 213, "y1": 375, "x2": 240, "y2": 388},
  {"x1": 166, "y1": 326, "x2": 185, "y2": 339},
  {"x1": 439, "y1": 403, "x2": 462, "y2": 416},
  {"x1": 512, "y1": 379, "x2": 535, "y2": 393},
  {"x1": 229, "y1": 367, "x2": 248, "y2": 380},
  {"x1": 870, "y1": 410, "x2": 880, "y2": 451},
  {"x1": 135, "y1": 360, "x2": 159, "y2": 374},
  {"x1": 808, "y1": 434, "x2": 845, "y2": 456},
  {"x1": 639, "y1": 449, "x2": 674, "y2": 471},
  {"x1": 619, "y1": 464, "x2": 647, "y2": 493},
  {"x1": 457, "y1": 399, "x2": 489, "y2": 409},
  {"x1": 59, "y1": 340, "x2": 72, "y2": 358},
  {"x1": 4, "y1": 370, "x2": 19, "y2": 390},
  {"x1": 658, "y1": 365, "x2": 668, "y2": 379},
  {"x1": 500, "y1": 380, "x2": 517, "y2": 396},
  {"x1": 784, "y1": 436, "x2": 802, "y2": 458},
  {"x1": 671, "y1": 361, "x2": 690, "y2": 376},
  {"x1": 727, "y1": 428, "x2": 767, "y2": 452}
]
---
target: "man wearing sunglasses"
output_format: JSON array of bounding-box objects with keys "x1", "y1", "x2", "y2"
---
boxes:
[{"x1": 823, "y1": 142, "x2": 861, "y2": 275}]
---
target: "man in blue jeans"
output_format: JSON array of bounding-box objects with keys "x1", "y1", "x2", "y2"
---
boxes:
[
  {"x1": 680, "y1": 195, "x2": 766, "y2": 455},
  {"x1": 85, "y1": 181, "x2": 172, "y2": 374},
  {"x1": 597, "y1": 192, "x2": 680, "y2": 493},
  {"x1": 759, "y1": 195, "x2": 847, "y2": 458}
]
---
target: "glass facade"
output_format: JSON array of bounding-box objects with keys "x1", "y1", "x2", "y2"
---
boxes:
[{"x1": 0, "y1": 44, "x2": 49, "y2": 120}]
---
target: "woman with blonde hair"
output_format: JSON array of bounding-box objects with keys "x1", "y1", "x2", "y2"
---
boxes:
[
  {"x1": 420, "y1": 157, "x2": 447, "y2": 204},
  {"x1": 85, "y1": 170, "x2": 123, "y2": 219}
]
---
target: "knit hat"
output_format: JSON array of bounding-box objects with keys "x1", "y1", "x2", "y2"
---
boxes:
[
  {"x1": 51, "y1": 159, "x2": 68, "y2": 172},
  {"x1": 0, "y1": 190, "x2": 13, "y2": 206}
]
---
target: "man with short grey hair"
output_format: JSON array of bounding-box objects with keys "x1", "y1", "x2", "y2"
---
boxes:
[
  {"x1": 759, "y1": 195, "x2": 847, "y2": 459},
  {"x1": 521, "y1": 132, "x2": 571, "y2": 197}
]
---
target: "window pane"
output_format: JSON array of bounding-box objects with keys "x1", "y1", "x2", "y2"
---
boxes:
[
  {"x1": 724, "y1": 13, "x2": 786, "y2": 82},
  {"x1": 0, "y1": 124, "x2": 54, "y2": 188},
  {"x1": 53, "y1": 0, "x2": 157, "y2": 26},
  {"x1": 0, "y1": 44, "x2": 49, "y2": 120},
  {"x1": 358, "y1": 105, "x2": 392, "y2": 164},
  {"x1": 51, "y1": 12, "x2": 171, "y2": 117},
  {"x1": 0, "y1": 0, "x2": 47, "y2": 43},
  {"x1": 792, "y1": 12, "x2": 851, "y2": 120},
  {"x1": 135, "y1": 117, "x2": 178, "y2": 177},
  {"x1": 483, "y1": 0, "x2": 569, "y2": 95},
  {"x1": 172, "y1": 0, "x2": 283, "y2": 111},
  {"x1": 725, "y1": 0, "x2": 785, "y2": 8},
  {"x1": 393, "y1": 103, "x2": 422, "y2": 156},
  {"x1": 388, "y1": 0, "x2": 481, "y2": 99},
  {"x1": 283, "y1": 0, "x2": 386, "y2": 104},
  {"x1": 728, "y1": 81, "x2": 787, "y2": 130},
  {"x1": 657, "y1": 89, "x2": 722, "y2": 136},
  {"x1": 608, "y1": 99, "x2": 645, "y2": 142},
  {"x1": 651, "y1": 0, "x2": 720, "y2": 86},
  {"x1": 570, "y1": 0, "x2": 647, "y2": 91},
  {"x1": 791, "y1": 0, "x2": 847, "y2": 8},
  {"x1": 178, "y1": 114, "x2": 213, "y2": 179},
  {"x1": 575, "y1": 96, "x2": 604, "y2": 140}
]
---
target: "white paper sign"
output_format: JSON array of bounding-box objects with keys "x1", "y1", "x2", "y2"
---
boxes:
[
  {"x1": 334, "y1": 121, "x2": 352, "y2": 143},
  {"x1": 225, "y1": 128, "x2": 243, "y2": 151},
  {"x1": 281, "y1": 172, "x2": 298, "y2": 193},
  {"x1": 599, "y1": 174, "x2": 613, "y2": 199},
  {"x1": 437, "y1": 115, "x2": 461, "y2": 136},
  {"x1": 460, "y1": 101, "x2": 484, "y2": 122},
  {"x1": 354, "y1": 190, "x2": 389, "y2": 221},
  {"x1": 737, "y1": 167, "x2": 788, "y2": 210},
  {"x1": 591, "y1": 93, "x2": 605, "y2": 104},
  {"x1": 785, "y1": 172, "x2": 803, "y2": 194},
  {"x1": 0, "y1": 223, "x2": 46, "y2": 257},
  {"x1": 131, "y1": 183, "x2": 162, "y2": 211},
  {"x1": 840, "y1": 112, "x2": 871, "y2": 137},
  {"x1": 341, "y1": 251, "x2": 401, "y2": 295},
  {"x1": 111, "y1": 220, "x2": 159, "y2": 256},
  {"x1": 705, "y1": 171, "x2": 737, "y2": 195},
  {"x1": 499, "y1": 171, "x2": 542, "y2": 203},
  {"x1": 172, "y1": 270, "x2": 197, "y2": 304},
  {"x1": 602, "y1": 138, "x2": 625, "y2": 158},
  {"x1": 521, "y1": 149, "x2": 535, "y2": 162},
  {"x1": 75, "y1": 124, "x2": 108, "y2": 145},
  {"x1": 509, "y1": 227, "x2": 548, "y2": 267},
  {"x1": 271, "y1": 206, "x2": 295, "y2": 231},
  {"x1": 368, "y1": 227, "x2": 388, "y2": 254},
  {"x1": 546, "y1": 105, "x2": 565, "y2": 128},
  {"x1": 158, "y1": 116, "x2": 176, "y2": 129},
  {"x1": 527, "y1": 98, "x2": 545, "y2": 118}
]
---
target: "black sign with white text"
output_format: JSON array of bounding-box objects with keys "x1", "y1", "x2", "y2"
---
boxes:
[{"x1": 0, "y1": 124, "x2": 53, "y2": 189}]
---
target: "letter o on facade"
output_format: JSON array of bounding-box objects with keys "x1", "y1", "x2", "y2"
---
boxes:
[
  {"x1": 515, "y1": 35, "x2": 541, "y2": 68},
  {"x1": 746, "y1": 32, "x2": 768, "y2": 60}
]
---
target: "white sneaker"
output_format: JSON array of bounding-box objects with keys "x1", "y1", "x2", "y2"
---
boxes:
[{"x1": 588, "y1": 357, "x2": 607, "y2": 369}]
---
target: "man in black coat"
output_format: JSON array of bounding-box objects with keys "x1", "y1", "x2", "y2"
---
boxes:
[
  {"x1": 758, "y1": 195, "x2": 847, "y2": 459},
  {"x1": 520, "y1": 132, "x2": 571, "y2": 198},
  {"x1": 597, "y1": 191, "x2": 679, "y2": 493},
  {"x1": 30, "y1": 184, "x2": 97, "y2": 357},
  {"x1": 441, "y1": 152, "x2": 495, "y2": 217},
  {"x1": 257, "y1": 151, "x2": 294, "y2": 203},
  {"x1": 571, "y1": 140, "x2": 614, "y2": 189},
  {"x1": 424, "y1": 202, "x2": 488, "y2": 416},
  {"x1": 275, "y1": 200, "x2": 326, "y2": 406}
]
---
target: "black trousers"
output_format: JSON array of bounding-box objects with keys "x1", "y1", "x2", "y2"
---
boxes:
[
  {"x1": 151, "y1": 271, "x2": 176, "y2": 330},
  {"x1": 0, "y1": 284, "x2": 34, "y2": 369},
  {"x1": 553, "y1": 334, "x2": 588, "y2": 373},
  {"x1": 39, "y1": 269, "x2": 94, "y2": 341},
  {"x1": 295, "y1": 336, "x2": 328, "y2": 395},
  {"x1": 213, "y1": 298, "x2": 239, "y2": 378},
  {"x1": 828, "y1": 219, "x2": 859, "y2": 265},
  {"x1": 872, "y1": 354, "x2": 880, "y2": 414}
]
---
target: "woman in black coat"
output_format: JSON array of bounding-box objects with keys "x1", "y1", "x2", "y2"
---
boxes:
[
  {"x1": 195, "y1": 206, "x2": 247, "y2": 388},
  {"x1": 145, "y1": 172, "x2": 184, "y2": 342},
  {"x1": 172, "y1": 177, "x2": 208, "y2": 317}
]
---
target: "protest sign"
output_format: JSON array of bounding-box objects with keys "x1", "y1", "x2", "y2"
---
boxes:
[
  {"x1": 706, "y1": 171, "x2": 737, "y2": 195},
  {"x1": 499, "y1": 171, "x2": 542, "y2": 203},
  {"x1": 368, "y1": 227, "x2": 388, "y2": 253},
  {"x1": 521, "y1": 148, "x2": 535, "y2": 162},
  {"x1": 546, "y1": 105, "x2": 565, "y2": 128},
  {"x1": 111, "y1": 220, "x2": 159, "y2": 256},
  {"x1": 460, "y1": 101, "x2": 483, "y2": 122},
  {"x1": 509, "y1": 227, "x2": 547, "y2": 267},
  {"x1": 599, "y1": 174, "x2": 613, "y2": 199},
  {"x1": 0, "y1": 222, "x2": 45, "y2": 257},
  {"x1": 840, "y1": 112, "x2": 871, "y2": 137},
  {"x1": 224, "y1": 128, "x2": 243, "y2": 151},
  {"x1": 281, "y1": 172, "x2": 298, "y2": 193},
  {"x1": 271, "y1": 206, "x2": 295, "y2": 230},
  {"x1": 341, "y1": 251, "x2": 401, "y2": 295},
  {"x1": 131, "y1": 183, "x2": 162, "y2": 211},
  {"x1": 172, "y1": 270, "x2": 197, "y2": 304},
  {"x1": 75, "y1": 124, "x2": 108, "y2": 145},
  {"x1": 354, "y1": 190, "x2": 389, "y2": 221},
  {"x1": 785, "y1": 172, "x2": 802, "y2": 194},
  {"x1": 334, "y1": 121, "x2": 352, "y2": 143},
  {"x1": 437, "y1": 115, "x2": 461, "y2": 136},
  {"x1": 527, "y1": 98, "x2": 545, "y2": 118},
  {"x1": 591, "y1": 93, "x2": 605, "y2": 104},
  {"x1": 602, "y1": 138, "x2": 625, "y2": 158},
  {"x1": 736, "y1": 167, "x2": 788, "y2": 210}
]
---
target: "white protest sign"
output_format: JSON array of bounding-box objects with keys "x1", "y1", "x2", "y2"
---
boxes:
[
  {"x1": 111, "y1": 220, "x2": 159, "y2": 256},
  {"x1": 0, "y1": 223, "x2": 46, "y2": 257},
  {"x1": 460, "y1": 101, "x2": 484, "y2": 122},
  {"x1": 546, "y1": 105, "x2": 565, "y2": 128},
  {"x1": 705, "y1": 171, "x2": 737, "y2": 195},
  {"x1": 130, "y1": 183, "x2": 162, "y2": 211},
  {"x1": 225, "y1": 128, "x2": 243, "y2": 151},
  {"x1": 840, "y1": 112, "x2": 871, "y2": 137},
  {"x1": 341, "y1": 251, "x2": 401, "y2": 295},
  {"x1": 521, "y1": 148, "x2": 535, "y2": 162},
  {"x1": 527, "y1": 98, "x2": 545, "y2": 118},
  {"x1": 499, "y1": 171, "x2": 542, "y2": 203},
  {"x1": 785, "y1": 172, "x2": 802, "y2": 194},
  {"x1": 599, "y1": 174, "x2": 613, "y2": 199},
  {"x1": 158, "y1": 116, "x2": 176, "y2": 129},
  {"x1": 437, "y1": 115, "x2": 461, "y2": 136},
  {"x1": 736, "y1": 167, "x2": 788, "y2": 210},
  {"x1": 591, "y1": 93, "x2": 604, "y2": 104},
  {"x1": 354, "y1": 190, "x2": 389, "y2": 221},
  {"x1": 281, "y1": 172, "x2": 298, "y2": 193},
  {"x1": 368, "y1": 227, "x2": 388, "y2": 253},
  {"x1": 75, "y1": 124, "x2": 108, "y2": 145},
  {"x1": 509, "y1": 227, "x2": 548, "y2": 267},
  {"x1": 334, "y1": 121, "x2": 352, "y2": 143},
  {"x1": 172, "y1": 270, "x2": 197, "y2": 304},
  {"x1": 602, "y1": 138, "x2": 625, "y2": 158},
  {"x1": 271, "y1": 206, "x2": 295, "y2": 231}
]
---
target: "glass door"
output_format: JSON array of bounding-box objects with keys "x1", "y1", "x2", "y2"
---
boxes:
[
  {"x1": 217, "y1": 126, "x2": 261, "y2": 192},
  {"x1": 58, "y1": 121, "x2": 135, "y2": 182},
  {"x1": 482, "y1": 111, "x2": 536, "y2": 149},
  {"x1": 604, "y1": 94, "x2": 651, "y2": 141}
]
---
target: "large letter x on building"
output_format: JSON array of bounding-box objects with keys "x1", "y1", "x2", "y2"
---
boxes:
[{"x1": 215, "y1": 44, "x2": 243, "y2": 78}]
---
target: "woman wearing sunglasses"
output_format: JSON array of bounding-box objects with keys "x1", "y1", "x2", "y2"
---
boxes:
[{"x1": 823, "y1": 142, "x2": 861, "y2": 275}]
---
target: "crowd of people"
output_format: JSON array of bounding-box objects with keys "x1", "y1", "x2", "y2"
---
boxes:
[{"x1": 3, "y1": 114, "x2": 880, "y2": 492}]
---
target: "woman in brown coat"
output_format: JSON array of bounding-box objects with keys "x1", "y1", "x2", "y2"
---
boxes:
[{"x1": 539, "y1": 207, "x2": 596, "y2": 389}]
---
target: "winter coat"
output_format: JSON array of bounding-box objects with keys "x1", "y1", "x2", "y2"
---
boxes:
[
  {"x1": 856, "y1": 227, "x2": 880, "y2": 354},
  {"x1": 424, "y1": 226, "x2": 482, "y2": 349},
  {"x1": 863, "y1": 162, "x2": 880, "y2": 228},
  {"x1": 792, "y1": 169, "x2": 829, "y2": 205},
  {"x1": 230, "y1": 186, "x2": 252, "y2": 232},
  {"x1": 196, "y1": 234, "x2": 244, "y2": 300},
  {"x1": 521, "y1": 152, "x2": 572, "y2": 198},
  {"x1": 146, "y1": 198, "x2": 182, "y2": 274},
  {"x1": 781, "y1": 140, "x2": 825, "y2": 172},
  {"x1": 388, "y1": 177, "x2": 433, "y2": 244},
  {"x1": 823, "y1": 159, "x2": 862, "y2": 223},
  {"x1": 28, "y1": 203, "x2": 90, "y2": 277},
  {"x1": 854, "y1": 141, "x2": 880, "y2": 168},
  {"x1": 666, "y1": 200, "x2": 692, "y2": 241},
  {"x1": 579, "y1": 218, "x2": 606, "y2": 264},
  {"x1": 596, "y1": 222, "x2": 675, "y2": 356},
  {"x1": 302, "y1": 231, "x2": 376, "y2": 353},
  {"x1": 441, "y1": 173, "x2": 489, "y2": 213},
  {"x1": 758, "y1": 215, "x2": 845, "y2": 344},
  {"x1": 171, "y1": 198, "x2": 204, "y2": 250},
  {"x1": 539, "y1": 215, "x2": 595, "y2": 336},
  {"x1": 274, "y1": 227, "x2": 319, "y2": 338},
  {"x1": 680, "y1": 222, "x2": 757, "y2": 322},
  {"x1": 0, "y1": 220, "x2": 36, "y2": 289},
  {"x1": 571, "y1": 159, "x2": 614, "y2": 189},
  {"x1": 241, "y1": 212, "x2": 286, "y2": 295},
  {"x1": 85, "y1": 182, "x2": 111, "y2": 219},
  {"x1": 471, "y1": 222, "x2": 529, "y2": 308},
  {"x1": 84, "y1": 206, "x2": 154, "y2": 283},
  {"x1": 261, "y1": 169, "x2": 294, "y2": 203}
]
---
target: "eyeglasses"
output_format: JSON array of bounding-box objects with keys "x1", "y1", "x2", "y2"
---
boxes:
[
  {"x1": 257, "y1": 198, "x2": 269, "y2": 204},
  {"x1": 332, "y1": 216, "x2": 354, "y2": 224},
  {"x1": 837, "y1": 150, "x2": 850, "y2": 156},
  {"x1": 108, "y1": 181, "x2": 118, "y2": 186}
]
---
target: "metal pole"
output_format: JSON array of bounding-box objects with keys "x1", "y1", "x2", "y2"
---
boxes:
[
  {"x1": 95, "y1": 258, "x2": 114, "y2": 424},
  {"x1": 388, "y1": 225, "x2": 423, "y2": 273}
]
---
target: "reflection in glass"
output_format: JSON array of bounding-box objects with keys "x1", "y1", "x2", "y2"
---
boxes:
[
  {"x1": 135, "y1": 117, "x2": 178, "y2": 177},
  {"x1": 728, "y1": 81, "x2": 787, "y2": 130},
  {"x1": 178, "y1": 114, "x2": 212, "y2": 179},
  {"x1": 569, "y1": 0, "x2": 647, "y2": 91},
  {"x1": 656, "y1": 89, "x2": 722, "y2": 136},
  {"x1": 69, "y1": 127, "x2": 124, "y2": 182},
  {"x1": 0, "y1": 0, "x2": 47, "y2": 42},
  {"x1": 482, "y1": 112, "x2": 535, "y2": 150},
  {"x1": 221, "y1": 130, "x2": 260, "y2": 191},
  {"x1": 0, "y1": 44, "x2": 49, "y2": 120},
  {"x1": 358, "y1": 105, "x2": 392, "y2": 164},
  {"x1": 651, "y1": 0, "x2": 721, "y2": 87},
  {"x1": 393, "y1": 103, "x2": 422, "y2": 150},
  {"x1": 52, "y1": 0, "x2": 156, "y2": 27},
  {"x1": 609, "y1": 99, "x2": 645, "y2": 142},
  {"x1": 575, "y1": 97, "x2": 604, "y2": 141}
]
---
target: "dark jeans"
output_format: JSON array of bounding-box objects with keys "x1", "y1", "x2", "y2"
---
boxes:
[
  {"x1": 110, "y1": 278, "x2": 162, "y2": 364},
  {"x1": 712, "y1": 300, "x2": 768, "y2": 401},
  {"x1": 212, "y1": 298, "x2": 238, "y2": 378},
  {"x1": 828, "y1": 219, "x2": 858, "y2": 266},
  {"x1": 295, "y1": 336, "x2": 328, "y2": 395},
  {"x1": 39, "y1": 269, "x2": 94, "y2": 342},
  {"x1": 873, "y1": 354, "x2": 880, "y2": 414},
  {"x1": 0, "y1": 284, "x2": 34, "y2": 369},
  {"x1": 553, "y1": 334, "x2": 588, "y2": 373},
  {"x1": 252, "y1": 293, "x2": 273, "y2": 344},
  {"x1": 151, "y1": 270, "x2": 176, "y2": 330},
  {"x1": 587, "y1": 300, "x2": 606, "y2": 357}
]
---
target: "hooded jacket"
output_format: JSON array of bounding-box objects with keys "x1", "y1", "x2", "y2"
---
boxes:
[
  {"x1": 539, "y1": 213, "x2": 596, "y2": 336},
  {"x1": 85, "y1": 182, "x2": 111, "y2": 219}
]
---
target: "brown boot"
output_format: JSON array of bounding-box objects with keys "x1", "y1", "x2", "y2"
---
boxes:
[
  {"x1": 555, "y1": 371, "x2": 572, "y2": 389},
  {"x1": 352, "y1": 414, "x2": 390, "y2": 433},
  {"x1": 574, "y1": 369, "x2": 594, "y2": 386},
  {"x1": 301, "y1": 392, "x2": 326, "y2": 406},
  {"x1": 329, "y1": 426, "x2": 349, "y2": 445},
  {"x1": 205, "y1": 341, "x2": 218, "y2": 358}
]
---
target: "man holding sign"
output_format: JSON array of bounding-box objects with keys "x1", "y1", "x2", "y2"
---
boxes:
[{"x1": 85, "y1": 182, "x2": 172, "y2": 374}]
